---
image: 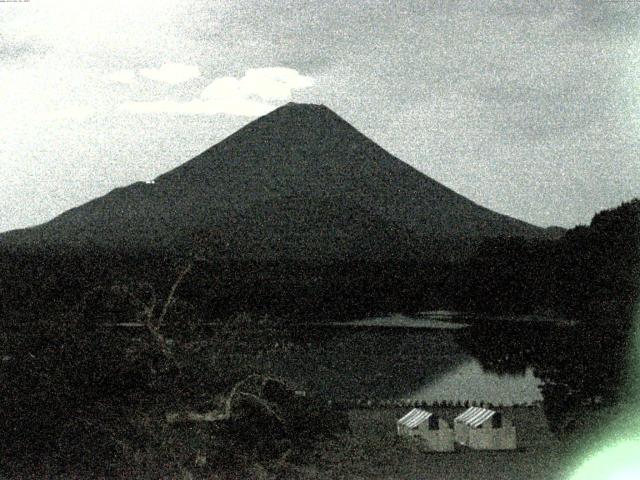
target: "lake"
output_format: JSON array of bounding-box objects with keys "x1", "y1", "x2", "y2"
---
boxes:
[
  {"x1": 263, "y1": 313, "x2": 571, "y2": 405},
  {"x1": 109, "y1": 310, "x2": 626, "y2": 429}
]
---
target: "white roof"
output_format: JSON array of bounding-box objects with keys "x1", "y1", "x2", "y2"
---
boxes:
[
  {"x1": 397, "y1": 408, "x2": 433, "y2": 429},
  {"x1": 454, "y1": 407, "x2": 496, "y2": 428}
]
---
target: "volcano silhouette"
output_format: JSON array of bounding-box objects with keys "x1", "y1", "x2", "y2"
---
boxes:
[{"x1": 1, "y1": 103, "x2": 547, "y2": 261}]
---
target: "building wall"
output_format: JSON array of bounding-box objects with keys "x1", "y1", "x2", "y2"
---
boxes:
[
  {"x1": 468, "y1": 425, "x2": 517, "y2": 450},
  {"x1": 415, "y1": 425, "x2": 455, "y2": 452},
  {"x1": 454, "y1": 422, "x2": 470, "y2": 446},
  {"x1": 397, "y1": 419, "x2": 455, "y2": 452},
  {"x1": 454, "y1": 418, "x2": 517, "y2": 450}
]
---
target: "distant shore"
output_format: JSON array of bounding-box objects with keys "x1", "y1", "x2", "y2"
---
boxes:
[
  {"x1": 320, "y1": 311, "x2": 575, "y2": 330},
  {"x1": 327, "y1": 313, "x2": 470, "y2": 329}
]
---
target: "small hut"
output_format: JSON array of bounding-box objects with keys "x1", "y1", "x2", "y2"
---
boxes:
[
  {"x1": 397, "y1": 408, "x2": 454, "y2": 452},
  {"x1": 454, "y1": 407, "x2": 516, "y2": 450}
]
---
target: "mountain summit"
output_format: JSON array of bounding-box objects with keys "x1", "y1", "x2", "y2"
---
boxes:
[{"x1": 1, "y1": 102, "x2": 546, "y2": 261}]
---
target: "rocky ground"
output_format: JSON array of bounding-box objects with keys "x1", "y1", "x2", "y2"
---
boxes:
[{"x1": 208, "y1": 405, "x2": 577, "y2": 480}]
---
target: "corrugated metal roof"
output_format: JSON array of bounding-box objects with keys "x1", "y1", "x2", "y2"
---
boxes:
[
  {"x1": 454, "y1": 407, "x2": 496, "y2": 428},
  {"x1": 397, "y1": 408, "x2": 433, "y2": 429}
]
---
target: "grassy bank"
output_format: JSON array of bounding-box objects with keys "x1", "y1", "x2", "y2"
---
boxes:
[
  {"x1": 0, "y1": 403, "x2": 576, "y2": 479},
  {"x1": 0, "y1": 311, "x2": 619, "y2": 478},
  {"x1": 276, "y1": 406, "x2": 568, "y2": 480}
]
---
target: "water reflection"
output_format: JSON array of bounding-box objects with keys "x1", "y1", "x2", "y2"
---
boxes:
[
  {"x1": 453, "y1": 320, "x2": 631, "y2": 436},
  {"x1": 271, "y1": 316, "x2": 631, "y2": 437},
  {"x1": 271, "y1": 326, "x2": 470, "y2": 401},
  {"x1": 409, "y1": 358, "x2": 543, "y2": 405},
  {"x1": 273, "y1": 322, "x2": 548, "y2": 405}
]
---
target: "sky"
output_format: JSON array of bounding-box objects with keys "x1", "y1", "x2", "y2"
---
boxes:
[{"x1": 1, "y1": 0, "x2": 639, "y2": 233}]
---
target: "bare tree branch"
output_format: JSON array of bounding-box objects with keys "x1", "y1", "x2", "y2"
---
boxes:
[
  {"x1": 134, "y1": 262, "x2": 194, "y2": 364},
  {"x1": 157, "y1": 263, "x2": 193, "y2": 327},
  {"x1": 166, "y1": 374, "x2": 290, "y2": 425},
  {"x1": 236, "y1": 391, "x2": 286, "y2": 425}
]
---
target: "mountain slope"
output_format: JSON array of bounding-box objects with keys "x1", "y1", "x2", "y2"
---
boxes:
[{"x1": 1, "y1": 103, "x2": 546, "y2": 261}]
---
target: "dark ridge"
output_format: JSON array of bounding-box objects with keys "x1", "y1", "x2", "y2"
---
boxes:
[{"x1": 0, "y1": 103, "x2": 549, "y2": 260}]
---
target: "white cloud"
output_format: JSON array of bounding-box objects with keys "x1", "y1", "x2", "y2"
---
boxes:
[
  {"x1": 42, "y1": 105, "x2": 93, "y2": 120},
  {"x1": 202, "y1": 67, "x2": 315, "y2": 100},
  {"x1": 108, "y1": 69, "x2": 137, "y2": 84},
  {"x1": 121, "y1": 98, "x2": 275, "y2": 117},
  {"x1": 122, "y1": 67, "x2": 315, "y2": 117},
  {"x1": 139, "y1": 62, "x2": 201, "y2": 84}
]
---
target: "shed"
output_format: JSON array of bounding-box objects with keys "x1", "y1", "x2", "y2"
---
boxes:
[
  {"x1": 454, "y1": 407, "x2": 516, "y2": 450},
  {"x1": 397, "y1": 408, "x2": 454, "y2": 452}
]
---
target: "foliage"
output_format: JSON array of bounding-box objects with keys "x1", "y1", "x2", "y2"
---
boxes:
[
  {"x1": 0, "y1": 263, "x2": 346, "y2": 477},
  {"x1": 456, "y1": 322, "x2": 629, "y2": 437},
  {"x1": 448, "y1": 198, "x2": 640, "y2": 321}
]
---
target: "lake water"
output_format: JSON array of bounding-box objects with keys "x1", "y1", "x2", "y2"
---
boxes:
[
  {"x1": 265, "y1": 313, "x2": 562, "y2": 405},
  {"x1": 408, "y1": 358, "x2": 542, "y2": 405}
]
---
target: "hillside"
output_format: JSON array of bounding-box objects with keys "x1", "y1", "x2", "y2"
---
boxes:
[{"x1": 1, "y1": 103, "x2": 548, "y2": 262}]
